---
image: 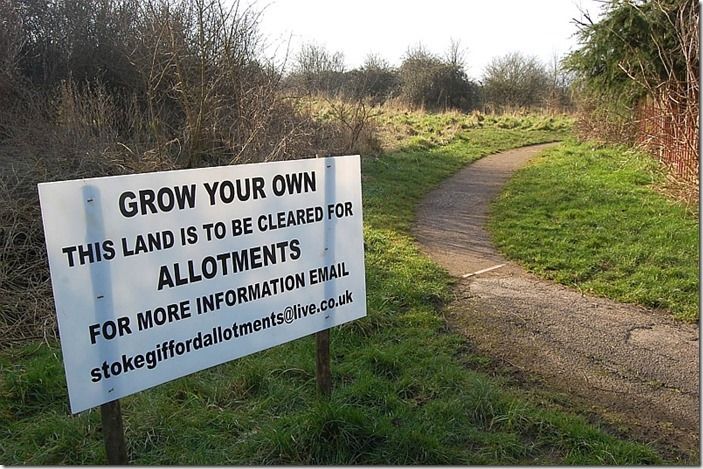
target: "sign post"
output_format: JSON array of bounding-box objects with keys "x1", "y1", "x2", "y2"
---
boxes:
[
  {"x1": 316, "y1": 329, "x2": 331, "y2": 396},
  {"x1": 38, "y1": 155, "x2": 366, "y2": 416},
  {"x1": 101, "y1": 400, "x2": 128, "y2": 464}
]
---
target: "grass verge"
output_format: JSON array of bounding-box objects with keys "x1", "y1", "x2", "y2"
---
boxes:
[
  {"x1": 489, "y1": 140, "x2": 699, "y2": 321},
  {"x1": 0, "y1": 121, "x2": 665, "y2": 464}
]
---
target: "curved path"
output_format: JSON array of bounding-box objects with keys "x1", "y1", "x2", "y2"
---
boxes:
[{"x1": 413, "y1": 143, "x2": 700, "y2": 459}]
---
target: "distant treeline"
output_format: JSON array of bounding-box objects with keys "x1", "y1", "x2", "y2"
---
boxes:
[
  {"x1": 285, "y1": 43, "x2": 572, "y2": 113},
  {"x1": 0, "y1": 0, "x2": 573, "y2": 121}
]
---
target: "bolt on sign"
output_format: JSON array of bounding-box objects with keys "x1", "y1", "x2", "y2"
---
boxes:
[{"x1": 38, "y1": 155, "x2": 366, "y2": 413}]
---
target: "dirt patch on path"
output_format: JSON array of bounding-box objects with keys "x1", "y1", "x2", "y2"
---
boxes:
[{"x1": 413, "y1": 143, "x2": 700, "y2": 460}]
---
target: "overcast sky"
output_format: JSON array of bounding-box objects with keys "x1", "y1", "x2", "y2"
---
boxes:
[{"x1": 242, "y1": 0, "x2": 605, "y2": 80}]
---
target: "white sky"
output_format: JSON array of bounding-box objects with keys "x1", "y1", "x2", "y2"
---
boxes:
[{"x1": 243, "y1": 0, "x2": 604, "y2": 80}]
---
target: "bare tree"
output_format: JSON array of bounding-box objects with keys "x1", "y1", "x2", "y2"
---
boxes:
[
  {"x1": 544, "y1": 52, "x2": 573, "y2": 112},
  {"x1": 290, "y1": 42, "x2": 346, "y2": 95},
  {"x1": 446, "y1": 37, "x2": 466, "y2": 70}
]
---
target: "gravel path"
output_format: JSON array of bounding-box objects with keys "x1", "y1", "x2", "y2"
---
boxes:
[{"x1": 413, "y1": 143, "x2": 700, "y2": 459}]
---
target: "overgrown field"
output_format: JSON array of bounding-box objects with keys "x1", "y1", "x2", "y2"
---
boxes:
[
  {"x1": 490, "y1": 141, "x2": 699, "y2": 321},
  {"x1": 0, "y1": 117, "x2": 665, "y2": 464}
]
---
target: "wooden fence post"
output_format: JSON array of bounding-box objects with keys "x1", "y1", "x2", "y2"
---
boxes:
[
  {"x1": 101, "y1": 399, "x2": 128, "y2": 465},
  {"x1": 316, "y1": 329, "x2": 332, "y2": 397}
]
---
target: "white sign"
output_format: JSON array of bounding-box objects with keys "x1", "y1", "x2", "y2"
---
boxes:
[{"x1": 38, "y1": 155, "x2": 366, "y2": 413}]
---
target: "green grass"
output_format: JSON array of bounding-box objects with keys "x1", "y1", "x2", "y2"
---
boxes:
[
  {"x1": 375, "y1": 108, "x2": 573, "y2": 152},
  {"x1": 0, "y1": 118, "x2": 666, "y2": 464},
  {"x1": 489, "y1": 140, "x2": 699, "y2": 321}
]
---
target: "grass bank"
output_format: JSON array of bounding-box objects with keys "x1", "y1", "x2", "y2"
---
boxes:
[
  {"x1": 1, "y1": 119, "x2": 664, "y2": 464},
  {"x1": 489, "y1": 140, "x2": 699, "y2": 321}
]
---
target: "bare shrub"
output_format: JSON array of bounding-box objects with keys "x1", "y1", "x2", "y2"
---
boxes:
[
  {"x1": 341, "y1": 55, "x2": 400, "y2": 106},
  {"x1": 0, "y1": 171, "x2": 55, "y2": 344},
  {"x1": 398, "y1": 45, "x2": 478, "y2": 112},
  {"x1": 288, "y1": 42, "x2": 347, "y2": 96},
  {"x1": 0, "y1": 0, "x2": 25, "y2": 110},
  {"x1": 0, "y1": 85, "x2": 132, "y2": 343},
  {"x1": 481, "y1": 52, "x2": 550, "y2": 112},
  {"x1": 323, "y1": 98, "x2": 381, "y2": 155}
]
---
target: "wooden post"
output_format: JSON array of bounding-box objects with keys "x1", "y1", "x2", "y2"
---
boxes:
[
  {"x1": 101, "y1": 399, "x2": 128, "y2": 465},
  {"x1": 316, "y1": 329, "x2": 332, "y2": 397}
]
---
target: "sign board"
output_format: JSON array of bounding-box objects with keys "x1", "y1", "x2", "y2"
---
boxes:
[{"x1": 38, "y1": 155, "x2": 366, "y2": 413}]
